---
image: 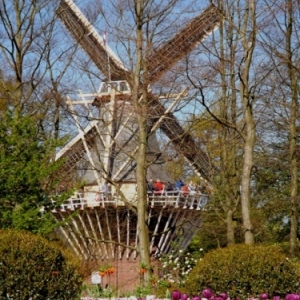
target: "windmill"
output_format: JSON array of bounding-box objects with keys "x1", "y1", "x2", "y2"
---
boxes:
[{"x1": 53, "y1": 0, "x2": 221, "y2": 290}]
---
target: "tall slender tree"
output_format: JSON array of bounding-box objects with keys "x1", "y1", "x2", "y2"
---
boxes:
[
  {"x1": 260, "y1": 0, "x2": 300, "y2": 255},
  {"x1": 285, "y1": 0, "x2": 299, "y2": 257}
]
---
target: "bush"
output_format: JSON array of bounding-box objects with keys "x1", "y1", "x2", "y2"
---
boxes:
[
  {"x1": 183, "y1": 244, "x2": 300, "y2": 299},
  {"x1": 0, "y1": 229, "x2": 83, "y2": 299}
]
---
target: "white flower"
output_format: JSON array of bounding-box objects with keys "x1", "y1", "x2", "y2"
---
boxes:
[{"x1": 200, "y1": 248, "x2": 203, "y2": 251}]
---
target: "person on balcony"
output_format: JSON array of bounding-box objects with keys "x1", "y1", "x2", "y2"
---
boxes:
[
  {"x1": 175, "y1": 179, "x2": 184, "y2": 191},
  {"x1": 181, "y1": 184, "x2": 189, "y2": 196},
  {"x1": 165, "y1": 181, "x2": 174, "y2": 195},
  {"x1": 147, "y1": 179, "x2": 154, "y2": 194},
  {"x1": 153, "y1": 179, "x2": 164, "y2": 195},
  {"x1": 101, "y1": 180, "x2": 111, "y2": 199},
  {"x1": 188, "y1": 181, "x2": 196, "y2": 195}
]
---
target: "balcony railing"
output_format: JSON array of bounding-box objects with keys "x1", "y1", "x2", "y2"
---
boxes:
[{"x1": 51, "y1": 191, "x2": 208, "y2": 212}]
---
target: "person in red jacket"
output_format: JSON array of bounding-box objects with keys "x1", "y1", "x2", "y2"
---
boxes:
[
  {"x1": 153, "y1": 179, "x2": 164, "y2": 195},
  {"x1": 181, "y1": 184, "x2": 189, "y2": 196}
]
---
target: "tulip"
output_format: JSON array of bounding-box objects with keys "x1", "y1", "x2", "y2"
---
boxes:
[
  {"x1": 202, "y1": 289, "x2": 213, "y2": 299},
  {"x1": 172, "y1": 290, "x2": 182, "y2": 300},
  {"x1": 219, "y1": 293, "x2": 228, "y2": 300},
  {"x1": 260, "y1": 294, "x2": 269, "y2": 300},
  {"x1": 181, "y1": 294, "x2": 189, "y2": 300},
  {"x1": 273, "y1": 296, "x2": 280, "y2": 300},
  {"x1": 192, "y1": 296, "x2": 200, "y2": 300}
]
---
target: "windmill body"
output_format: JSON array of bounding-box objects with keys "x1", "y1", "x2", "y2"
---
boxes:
[{"x1": 53, "y1": 0, "x2": 221, "y2": 290}]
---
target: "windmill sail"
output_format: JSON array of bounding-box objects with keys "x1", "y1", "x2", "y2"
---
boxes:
[
  {"x1": 147, "y1": 4, "x2": 221, "y2": 83},
  {"x1": 57, "y1": 0, "x2": 130, "y2": 81}
]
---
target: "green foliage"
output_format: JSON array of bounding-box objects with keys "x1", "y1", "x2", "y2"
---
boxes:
[
  {"x1": 134, "y1": 285, "x2": 152, "y2": 298},
  {"x1": 0, "y1": 229, "x2": 83, "y2": 299},
  {"x1": 82, "y1": 284, "x2": 103, "y2": 298},
  {"x1": 82, "y1": 284, "x2": 118, "y2": 298},
  {"x1": 184, "y1": 244, "x2": 300, "y2": 298},
  {"x1": 0, "y1": 112, "x2": 70, "y2": 234}
]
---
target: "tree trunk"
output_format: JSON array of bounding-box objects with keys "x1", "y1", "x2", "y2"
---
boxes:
[
  {"x1": 285, "y1": 0, "x2": 299, "y2": 257},
  {"x1": 133, "y1": 0, "x2": 151, "y2": 283},
  {"x1": 218, "y1": 0, "x2": 240, "y2": 245},
  {"x1": 239, "y1": 0, "x2": 257, "y2": 244}
]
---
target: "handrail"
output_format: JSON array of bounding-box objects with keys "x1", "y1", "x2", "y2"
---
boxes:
[{"x1": 51, "y1": 191, "x2": 209, "y2": 212}]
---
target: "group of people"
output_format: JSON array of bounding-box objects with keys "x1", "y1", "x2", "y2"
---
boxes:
[
  {"x1": 147, "y1": 178, "x2": 199, "y2": 196},
  {"x1": 95, "y1": 178, "x2": 207, "y2": 201}
]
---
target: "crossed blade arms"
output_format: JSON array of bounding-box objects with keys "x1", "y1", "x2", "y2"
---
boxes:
[{"x1": 56, "y1": 0, "x2": 222, "y2": 182}]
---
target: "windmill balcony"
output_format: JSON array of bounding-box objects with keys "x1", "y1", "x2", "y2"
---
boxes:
[{"x1": 50, "y1": 190, "x2": 208, "y2": 212}]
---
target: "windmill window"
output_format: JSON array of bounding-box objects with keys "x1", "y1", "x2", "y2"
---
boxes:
[
  {"x1": 111, "y1": 82, "x2": 118, "y2": 90},
  {"x1": 100, "y1": 83, "x2": 109, "y2": 93},
  {"x1": 119, "y1": 81, "x2": 129, "y2": 92},
  {"x1": 99, "y1": 81, "x2": 130, "y2": 94}
]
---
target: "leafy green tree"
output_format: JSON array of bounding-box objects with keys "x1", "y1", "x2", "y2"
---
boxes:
[{"x1": 0, "y1": 111, "x2": 68, "y2": 234}]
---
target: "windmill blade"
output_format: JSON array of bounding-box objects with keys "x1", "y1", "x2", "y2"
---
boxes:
[
  {"x1": 148, "y1": 96, "x2": 212, "y2": 182},
  {"x1": 55, "y1": 121, "x2": 99, "y2": 175},
  {"x1": 147, "y1": 4, "x2": 221, "y2": 83},
  {"x1": 56, "y1": 0, "x2": 129, "y2": 81}
]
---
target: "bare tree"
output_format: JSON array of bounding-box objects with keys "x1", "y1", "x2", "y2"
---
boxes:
[
  {"x1": 0, "y1": 0, "x2": 78, "y2": 139},
  {"x1": 133, "y1": 0, "x2": 152, "y2": 281},
  {"x1": 238, "y1": 0, "x2": 257, "y2": 244},
  {"x1": 284, "y1": 0, "x2": 299, "y2": 257},
  {"x1": 259, "y1": 0, "x2": 300, "y2": 255},
  {"x1": 186, "y1": 0, "x2": 282, "y2": 244}
]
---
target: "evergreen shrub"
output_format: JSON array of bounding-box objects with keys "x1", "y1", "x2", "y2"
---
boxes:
[
  {"x1": 0, "y1": 229, "x2": 83, "y2": 299},
  {"x1": 183, "y1": 244, "x2": 300, "y2": 299}
]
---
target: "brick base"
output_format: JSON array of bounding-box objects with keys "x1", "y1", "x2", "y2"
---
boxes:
[{"x1": 87, "y1": 258, "x2": 158, "y2": 294}]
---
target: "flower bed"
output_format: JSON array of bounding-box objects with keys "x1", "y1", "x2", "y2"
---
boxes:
[{"x1": 80, "y1": 288, "x2": 300, "y2": 300}]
